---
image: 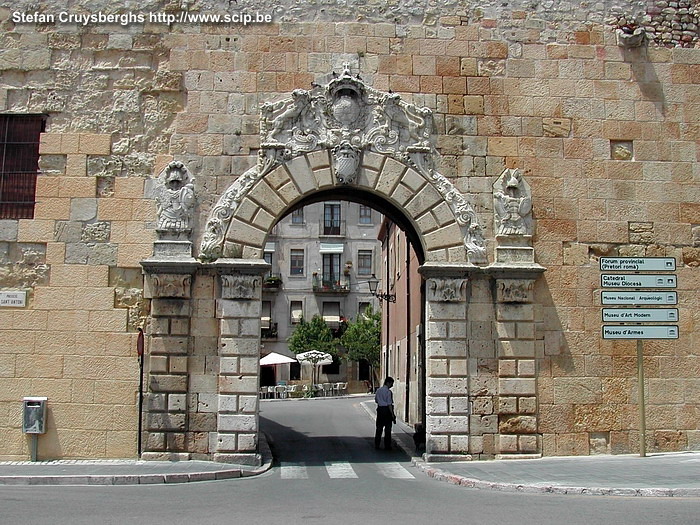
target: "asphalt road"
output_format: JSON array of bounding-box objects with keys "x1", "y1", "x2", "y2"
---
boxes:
[{"x1": 1, "y1": 396, "x2": 699, "y2": 525}]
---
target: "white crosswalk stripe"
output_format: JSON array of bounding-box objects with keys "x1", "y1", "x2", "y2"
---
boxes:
[
  {"x1": 324, "y1": 461, "x2": 359, "y2": 478},
  {"x1": 279, "y1": 461, "x2": 415, "y2": 480},
  {"x1": 375, "y1": 462, "x2": 415, "y2": 479},
  {"x1": 280, "y1": 462, "x2": 309, "y2": 479}
]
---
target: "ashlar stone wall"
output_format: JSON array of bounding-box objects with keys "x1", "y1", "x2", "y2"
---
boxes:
[{"x1": 0, "y1": 0, "x2": 698, "y2": 459}]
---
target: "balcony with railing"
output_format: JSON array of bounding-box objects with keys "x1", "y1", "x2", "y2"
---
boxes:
[
  {"x1": 261, "y1": 322, "x2": 278, "y2": 340},
  {"x1": 312, "y1": 274, "x2": 350, "y2": 294},
  {"x1": 262, "y1": 274, "x2": 282, "y2": 292}
]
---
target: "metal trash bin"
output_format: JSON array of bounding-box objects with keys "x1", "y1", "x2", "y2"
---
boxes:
[
  {"x1": 22, "y1": 397, "x2": 47, "y2": 461},
  {"x1": 22, "y1": 397, "x2": 48, "y2": 434}
]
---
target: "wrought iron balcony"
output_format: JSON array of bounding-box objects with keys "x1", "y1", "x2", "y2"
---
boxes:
[
  {"x1": 312, "y1": 276, "x2": 350, "y2": 294},
  {"x1": 261, "y1": 322, "x2": 278, "y2": 340}
]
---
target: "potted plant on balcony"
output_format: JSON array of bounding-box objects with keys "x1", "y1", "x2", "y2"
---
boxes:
[{"x1": 264, "y1": 275, "x2": 282, "y2": 289}]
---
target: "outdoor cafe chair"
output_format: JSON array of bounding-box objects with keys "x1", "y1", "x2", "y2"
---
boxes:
[
  {"x1": 286, "y1": 384, "x2": 297, "y2": 395},
  {"x1": 322, "y1": 383, "x2": 333, "y2": 396},
  {"x1": 275, "y1": 385, "x2": 287, "y2": 399},
  {"x1": 259, "y1": 387, "x2": 268, "y2": 399}
]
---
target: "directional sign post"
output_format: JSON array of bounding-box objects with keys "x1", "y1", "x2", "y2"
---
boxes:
[
  {"x1": 601, "y1": 291, "x2": 677, "y2": 305},
  {"x1": 598, "y1": 257, "x2": 680, "y2": 457},
  {"x1": 602, "y1": 308, "x2": 678, "y2": 323},
  {"x1": 600, "y1": 257, "x2": 676, "y2": 272},
  {"x1": 601, "y1": 274, "x2": 677, "y2": 289}
]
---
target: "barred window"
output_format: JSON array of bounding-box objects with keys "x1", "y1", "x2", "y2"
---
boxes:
[{"x1": 0, "y1": 115, "x2": 46, "y2": 219}]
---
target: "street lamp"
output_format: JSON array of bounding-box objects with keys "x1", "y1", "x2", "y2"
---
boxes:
[{"x1": 367, "y1": 273, "x2": 396, "y2": 303}]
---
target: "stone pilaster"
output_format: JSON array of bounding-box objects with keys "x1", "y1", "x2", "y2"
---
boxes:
[
  {"x1": 140, "y1": 260, "x2": 198, "y2": 460},
  {"x1": 419, "y1": 262, "x2": 474, "y2": 461},
  {"x1": 212, "y1": 259, "x2": 268, "y2": 466},
  {"x1": 491, "y1": 273, "x2": 543, "y2": 458}
]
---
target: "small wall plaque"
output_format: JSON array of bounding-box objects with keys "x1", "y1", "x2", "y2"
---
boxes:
[{"x1": 0, "y1": 291, "x2": 27, "y2": 308}]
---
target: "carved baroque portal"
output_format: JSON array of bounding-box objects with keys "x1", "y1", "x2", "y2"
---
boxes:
[
  {"x1": 154, "y1": 161, "x2": 196, "y2": 241},
  {"x1": 493, "y1": 168, "x2": 533, "y2": 236},
  {"x1": 201, "y1": 65, "x2": 487, "y2": 263}
]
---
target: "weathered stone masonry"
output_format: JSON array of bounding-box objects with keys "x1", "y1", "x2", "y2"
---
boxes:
[{"x1": 0, "y1": 0, "x2": 698, "y2": 460}]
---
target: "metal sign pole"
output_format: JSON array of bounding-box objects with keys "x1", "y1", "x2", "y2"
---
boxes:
[
  {"x1": 30, "y1": 434, "x2": 38, "y2": 462},
  {"x1": 637, "y1": 339, "x2": 646, "y2": 457},
  {"x1": 137, "y1": 328, "x2": 145, "y2": 458}
]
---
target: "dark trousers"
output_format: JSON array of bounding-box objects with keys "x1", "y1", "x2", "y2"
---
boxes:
[{"x1": 375, "y1": 406, "x2": 393, "y2": 449}]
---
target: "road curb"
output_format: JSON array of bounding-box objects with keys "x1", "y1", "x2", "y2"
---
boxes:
[{"x1": 410, "y1": 460, "x2": 700, "y2": 498}]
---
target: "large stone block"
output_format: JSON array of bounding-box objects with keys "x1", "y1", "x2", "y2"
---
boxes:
[
  {"x1": 427, "y1": 377, "x2": 468, "y2": 395},
  {"x1": 219, "y1": 375, "x2": 258, "y2": 394},
  {"x1": 147, "y1": 413, "x2": 186, "y2": 431},
  {"x1": 499, "y1": 415, "x2": 537, "y2": 434},
  {"x1": 149, "y1": 374, "x2": 188, "y2": 393},
  {"x1": 219, "y1": 337, "x2": 259, "y2": 356},
  {"x1": 218, "y1": 414, "x2": 257, "y2": 432},
  {"x1": 216, "y1": 299, "x2": 260, "y2": 319},
  {"x1": 427, "y1": 415, "x2": 469, "y2": 433},
  {"x1": 150, "y1": 336, "x2": 189, "y2": 355},
  {"x1": 499, "y1": 378, "x2": 536, "y2": 396}
]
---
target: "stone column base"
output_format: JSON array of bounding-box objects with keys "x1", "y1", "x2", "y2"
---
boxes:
[
  {"x1": 495, "y1": 453, "x2": 542, "y2": 460},
  {"x1": 141, "y1": 452, "x2": 192, "y2": 462},
  {"x1": 214, "y1": 452, "x2": 262, "y2": 466},
  {"x1": 423, "y1": 453, "x2": 473, "y2": 462}
]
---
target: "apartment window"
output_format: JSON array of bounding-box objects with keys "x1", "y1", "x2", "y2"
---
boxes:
[
  {"x1": 322, "y1": 253, "x2": 341, "y2": 284},
  {"x1": 291, "y1": 208, "x2": 304, "y2": 224},
  {"x1": 358, "y1": 302, "x2": 371, "y2": 318},
  {"x1": 261, "y1": 301, "x2": 272, "y2": 329},
  {"x1": 322, "y1": 301, "x2": 341, "y2": 329},
  {"x1": 357, "y1": 250, "x2": 372, "y2": 275},
  {"x1": 359, "y1": 204, "x2": 372, "y2": 224},
  {"x1": 323, "y1": 203, "x2": 341, "y2": 235},
  {"x1": 0, "y1": 115, "x2": 46, "y2": 219},
  {"x1": 290, "y1": 300, "x2": 303, "y2": 324},
  {"x1": 290, "y1": 249, "x2": 304, "y2": 275}
]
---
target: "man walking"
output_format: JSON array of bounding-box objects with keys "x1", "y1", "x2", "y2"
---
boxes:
[{"x1": 374, "y1": 377, "x2": 396, "y2": 450}]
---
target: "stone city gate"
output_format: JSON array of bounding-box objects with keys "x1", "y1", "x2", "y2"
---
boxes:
[{"x1": 141, "y1": 67, "x2": 544, "y2": 464}]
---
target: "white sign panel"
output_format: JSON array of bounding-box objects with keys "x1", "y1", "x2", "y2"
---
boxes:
[
  {"x1": 602, "y1": 325, "x2": 679, "y2": 339},
  {"x1": 601, "y1": 291, "x2": 677, "y2": 305},
  {"x1": 602, "y1": 308, "x2": 678, "y2": 322},
  {"x1": 600, "y1": 257, "x2": 676, "y2": 272},
  {"x1": 601, "y1": 274, "x2": 677, "y2": 288},
  {"x1": 0, "y1": 291, "x2": 27, "y2": 307}
]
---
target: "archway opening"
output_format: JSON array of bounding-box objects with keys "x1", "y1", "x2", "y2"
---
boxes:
[{"x1": 258, "y1": 190, "x2": 427, "y2": 456}]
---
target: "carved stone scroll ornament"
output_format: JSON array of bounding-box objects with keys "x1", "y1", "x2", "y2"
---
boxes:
[
  {"x1": 220, "y1": 274, "x2": 261, "y2": 300},
  {"x1": 154, "y1": 161, "x2": 196, "y2": 241},
  {"x1": 411, "y1": 151, "x2": 488, "y2": 264},
  {"x1": 493, "y1": 168, "x2": 533, "y2": 236},
  {"x1": 427, "y1": 277, "x2": 467, "y2": 302},
  {"x1": 149, "y1": 273, "x2": 192, "y2": 299},
  {"x1": 496, "y1": 279, "x2": 535, "y2": 303}
]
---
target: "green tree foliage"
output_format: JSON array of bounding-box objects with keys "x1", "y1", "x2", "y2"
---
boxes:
[
  {"x1": 287, "y1": 315, "x2": 336, "y2": 356},
  {"x1": 340, "y1": 306, "x2": 381, "y2": 386}
]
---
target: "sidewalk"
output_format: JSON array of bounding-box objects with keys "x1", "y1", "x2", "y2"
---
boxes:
[
  {"x1": 386, "y1": 414, "x2": 700, "y2": 497},
  {"x1": 0, "y1": 437, "x2": 273, "y2": 486}
]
